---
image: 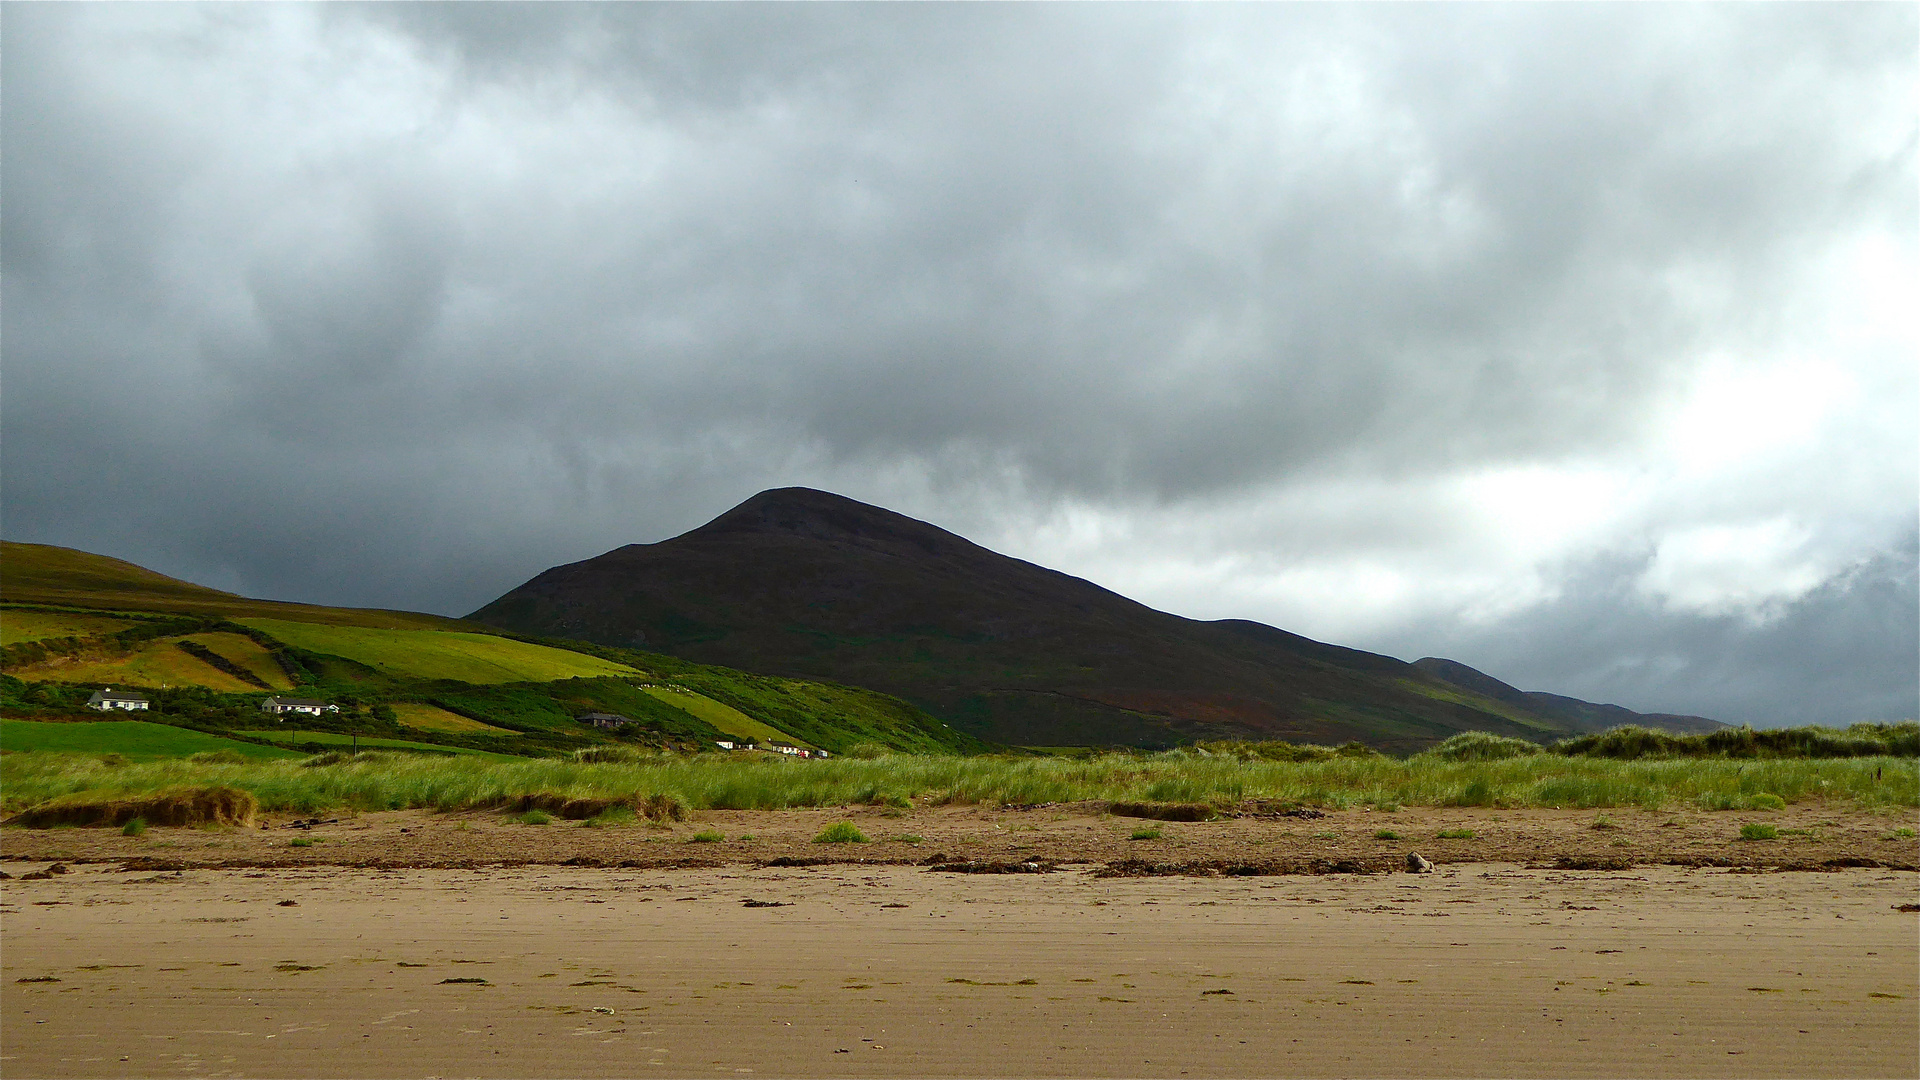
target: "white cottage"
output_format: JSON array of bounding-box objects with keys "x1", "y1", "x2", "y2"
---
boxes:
[
  {"x1": 260, "y1": 696, "x2": 336, "y2": 717},
  {"x1": 86, "y1": 688, "x2": 150, "y2": 712}
]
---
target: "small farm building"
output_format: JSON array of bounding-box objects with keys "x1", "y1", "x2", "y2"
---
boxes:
[
  {"x1": 87, "y1": 688, "x2": 150, "y2": 712},
  {"x1": 577, "y1": 712, "x2": 634, "y2": 730}
]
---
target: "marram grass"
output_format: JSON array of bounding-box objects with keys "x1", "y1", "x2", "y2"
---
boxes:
[{"x1": 2, "y1": 747, "x2": 1914, "y2": 818}]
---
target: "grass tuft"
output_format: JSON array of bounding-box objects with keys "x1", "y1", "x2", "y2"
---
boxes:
[
  {"x1": 688, "y1": 829, "x2": 724, "y2": 843},
  {"x1": 1425, "y1": 732, "x2": 1543, "y2": 761},
  {"x1": 1129, "y1": 826, "x2": 1163, "y2": 841},
  {"x1": 812, "y1": 821, "x2": 868, "y2": 844},
  {"x1": 581, "y1": 806, "x2": 638, "y2": 828},
  {"x1": 1374, "y1": 829, "x2": 1402, "y2": 840},
  {"x1": 120, "y1": 817, "x2": 146, "y2": 836},
  {"x1": 1739, "y1": 823, "x2": 1778, "y2": 841},
  {"x1": 515, "y1": 810, "x2": 553, "y2": 826}
]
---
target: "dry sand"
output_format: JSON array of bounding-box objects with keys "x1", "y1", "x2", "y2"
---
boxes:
[{"x1": 4, "y1": 852, "x2": 1917, "y2": 1078}]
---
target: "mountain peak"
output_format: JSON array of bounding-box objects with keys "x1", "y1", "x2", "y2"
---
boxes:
[{"x1": 690, "y1": 488, "x2": 968, "y2": 552}]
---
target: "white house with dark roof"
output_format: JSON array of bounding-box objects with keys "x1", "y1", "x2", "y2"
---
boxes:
[
  {"x1": 87, "y1": 688, "x2": 150, "y2": 712},
  {"x1": 260, "y1": 696, "x2": 337, "y2": 717}
]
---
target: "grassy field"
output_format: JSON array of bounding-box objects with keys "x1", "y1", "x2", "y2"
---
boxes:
[
  {"x1": 0, "y1": 719, "x2": 301, "y2": 762},
  {"x1": 7, "y1": 636, "x2": 267, "y2": 692},
  {"x1": 0, "y1": 610, "x2": 141, "y2": 646},
  {"x1": 642, "y1": 686, "x2": 804, "y2": 747},
  {"x1": 235, "y1": 729, "x2": 522, "y2": 759},
  {"x1": 3, "y1": 747, "x2": 1912, "y2": 817},
  {"x1": 235, "y1": 620, "x2": 640, "y2": 684},
  {"x1": 179, "y1": 632, "x2": 296, "y2": 689},
  {"x1": 390, "y1": 703, "x2": 514, "y2": 735}
]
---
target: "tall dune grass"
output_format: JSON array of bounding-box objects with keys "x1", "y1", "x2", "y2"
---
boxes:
[{"x1": 3, "y1": 747, "x2": 1913, "y2": 817}]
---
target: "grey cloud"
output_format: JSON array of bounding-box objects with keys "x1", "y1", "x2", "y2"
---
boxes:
[
  {"x1": 2, "y1": 3, "x2": 1913, "y2": 723},
  {"x1": 1369, "y1": 534, "x2": 1920, "y2": 728}
]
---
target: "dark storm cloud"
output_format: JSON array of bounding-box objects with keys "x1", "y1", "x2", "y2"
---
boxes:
[{"x1": 2, "y1": 3, "x2": 1913, "y2": 723}]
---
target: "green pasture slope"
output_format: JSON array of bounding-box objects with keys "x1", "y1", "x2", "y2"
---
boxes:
[
  {"x1": 537, "y1": 638, "x2": 985, "y2": 755},
  {"x1": 0, "y1": 719, "x2": 301, "y2": 762},
  {"x1": 238, "y1": 729, "x2": 522, "y2": 760},
  {"x1": 642, "y1": 686, "x2": 806, "y2": 748},
  {"x1": 235, "y1": 618, "x2": 638, "y2": 684},
  {"x1": 1, "y1": 610, "x2": 142, "y2": 646}
]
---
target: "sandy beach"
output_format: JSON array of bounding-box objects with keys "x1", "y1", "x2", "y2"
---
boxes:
[{"x1": 4, "y1": 817, "x2": 1916, "y2": 1079}]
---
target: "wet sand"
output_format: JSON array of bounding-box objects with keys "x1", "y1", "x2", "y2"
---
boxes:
[{"x1": 4, "y1": 859, "x2": 1916, "y2": 1078}]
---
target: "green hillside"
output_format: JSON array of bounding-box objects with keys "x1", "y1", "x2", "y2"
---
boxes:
[
  {"x1": 0, "y1": 542, "x2": 982, "y2": 760},
  {"x1": 2, "y1": 610, "x2": 141, "y2": 646},
  {"x1": 236, "y1": 619, "x2": 638, "y2": 684},
  {"x1": 642, "y1": 685, "x2": 809, "y2": 748},
  {"x1": 236, "y1": 729, "x2": 522, "y2": 759}
]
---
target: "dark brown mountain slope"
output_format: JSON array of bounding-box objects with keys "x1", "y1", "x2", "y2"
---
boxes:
[
  {"x1": 1410, "y1": 657, "x2": 1723, "y2": 736},
  {"x1": 471, "y1": 488, "x2": 1721, "y2": 751}
]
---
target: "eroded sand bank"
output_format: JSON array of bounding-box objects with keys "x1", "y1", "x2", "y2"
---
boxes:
[{"x1": 4, "y1": 861, "x2": 1915, "y2": 1078}]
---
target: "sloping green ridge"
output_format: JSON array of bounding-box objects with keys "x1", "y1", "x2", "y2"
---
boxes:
[
  {"x1": 0, "y1": 719, "x2": 302, "y2": 761},
  {"x1": 236, "y1": 619, "x2": 637, "y2": 684}
]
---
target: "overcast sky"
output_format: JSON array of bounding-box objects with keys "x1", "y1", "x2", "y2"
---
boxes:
[{"x1": 4, "y1": 3, "x2": 1914, "y2": 726}]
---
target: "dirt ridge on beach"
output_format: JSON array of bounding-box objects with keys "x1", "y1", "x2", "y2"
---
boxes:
[{"x1": 6, "y1": 803, "x2": 1914, "y2": 875}]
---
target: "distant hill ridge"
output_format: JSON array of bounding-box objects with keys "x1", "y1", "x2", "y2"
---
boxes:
[
  {"x1": 472, "y1": 487, "x2": 1724, "y2": 751},
  {"x1": 0, "y1": 541, "x2": 466, "y2": 630}
]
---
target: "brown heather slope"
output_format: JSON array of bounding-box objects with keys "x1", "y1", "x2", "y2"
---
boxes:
[
  {"x1": 470, "y1": 488, "x2": 1723, "y2": 750},
  {"x1": 1411, "y1": 657, "x2": 1726, "y2": 736}
]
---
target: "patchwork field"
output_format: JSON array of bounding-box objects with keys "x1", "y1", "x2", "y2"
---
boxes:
[
  {"x1": 643, "y1": 685, "x2": 804, "y2": 747},
  {"x1": 236, "y1": 619, "x2": 640, "y2": 684},
  {"x1": 0, "y1": 719, "x2": 299, "y2": 761},
  {"x1": 0, "y1": 610, "x2": 140, "y2": 646},
  {"x1": 390, "y1": 702, "x2": 515, "y2": 735}
]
